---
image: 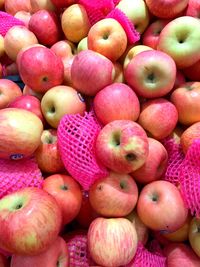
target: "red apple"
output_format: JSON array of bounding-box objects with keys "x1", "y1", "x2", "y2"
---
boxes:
[
  {"x1": 95, "y1": 120, "x2": 149, "y2": 174},
  {"x1": 137, "y1": 180, "x2": 188, "y2": 232},
  {"x1": 173, "y1": 70, "x2": 186, "y2": 90},
  {"x1": 51, "y1": 0, "x2": 75, "y2": 8},
  {"x1": 4, "y1": 0, "x2": 31, "y2": 15},
  {"x1": 23, "y1": 84, "x2": 43, "y2": 100},
  {"x1": 186, "y1": 0, "x2": 200, "y2": 18},
  {"x1": 0, "y1": 187, "x2": 62, "y2": 255},
  {"x1": 0, "y1": 253, "x2": 9, "y2": 267},
  {"x1": 182, "y1": 58, "x2": 200, "y2": 81},
  {"x1": 50, "y1": 40, "x2": 75, "y2": 59},
  {"x1": 14, "y1": 11, "x2": 31, "y2": 28}
]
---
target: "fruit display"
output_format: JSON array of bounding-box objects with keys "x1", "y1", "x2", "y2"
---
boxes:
[{"x1": 1, "y1": 0, "x2": 200, "y2": 266}]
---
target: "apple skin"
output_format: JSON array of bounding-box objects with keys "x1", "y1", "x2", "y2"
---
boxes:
[
  {"x1": 50, "y1": 40, "x2": 75, "y2": 59},
  {"x1": 11, "y1": 236, "x2": 68, "y2": 267},
  {"x1": 95, "y1": 120, "x2": 149, "y2": 174},
  {"x1": 0, "y1": 79, "x2": 22, "y2": 110},
  {"x1": 71, "y1": 50, "x2": 115, "y2": 96},
  {"x1": 173, "y1": 70, "x2": 186, "y2": 90},
  {"x1": 185, "y1": 0, "x2": 200, "y2": 18},
  {"x1": 189, "y1": 217, "x2": 200, "y2": 257},
  {"x1": 18, "y1": 46, "x2": 64, "y2": 93},
  {"x1": 30, "y1": 0, "x2": 56, "y2": 12},
  {"x1": 43, "y1": 174, "x2": 82, "y2": 226},
  {"x1": 124, "y1": 50, "x2": 176, "y2": 98},
  {"x1": 23, "y1": 85, "x2": 43, "y2": 101},
  {"x1": 182, "y1": 58, "x2": 200, "y2": 81},
  {"x1": 157, "y1": 16, "x2": 200, "y2": 69},
  {"x1": 0, "y1": 187, "x2": 62, "y2": 255},
  {"x1": 0, "y1": 108, "x2": 43, "y2": 160},
  {"x1": 88, "y1": 217, "x2": 138, "y2": 267},
  {"x1": 138, "y1": 98, "x2": 178, "y2": 140},
  {"x1": 113, "y1": 62, "x2": 125, "y2": 83},
  {"x1": 131, "y1": 137, "x2": 168, "y2": 184},
  {"x1": 89, "y1": 171, "x2": 138, "y2": 217},
  {"x1": 4, "y1": 0, "x2": 31, "y2": 15},
  {"x1": 14, "y1": 11, "x2": 31, "y2": 28},
  {"x1": 0, "y1": 34, "x2": 5, "y2": 58},
  {"x1": 28, "y1": 10, "x2": 61, "y2": 46},
  {"x1": 77, "y1": 36, "x2": 88, "y2": 53},
  {"x1": 0, "y1": 64, "x2": 2, "y2": 78},
  {"x1": 137, "y1": 180, "x2": 188, "y2": 232},
  {"x1": 180, "y1": 122, "x2": 200, "y2": 154},
  {"x1": 93, "y1": 83, "x2": 140, "y2": 125},
  {"x1": 34, "y1": 129, "x2": 65, "y2": 174}
]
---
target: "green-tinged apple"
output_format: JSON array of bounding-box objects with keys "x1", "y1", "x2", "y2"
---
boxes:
[
  {"x1": 186, "y1": 0, "x2": 200, "y2": 18},
  {"x1": 138, "y1": 98, "x2": 178, "y2": 140},
  {"x1": 0, "y1": 187, "x2": 62, "y2": 255},
  {"x1": 180, "y1": 122, "x2": 200, "y2": 154},
  {"x1": 95, "y1": 120, "x2": 149, "y2": 173},
  {"x1": 41, "y1": 85, "x2": 86, "y2": 128},
  {"x1": 116, "y1": 0, "x2": 149, "y2": 34},
  {"x1": 0, "y1": 108, "x2": 43, "y2": 159},
  {"x1": 11, "y1": 236, "x2": 68, "y2": 267},
  {"x1": 182, "y1": 59, "x2": 200, "y2": 81},
  {"x1": 4, "y1": 0, "x2": 31, "y2": 15},
  {"x1": 0, "y1": 34, "x2": 4, "y2": 58},
  {"x1": 189, "y1": 217, "x2": 200, "y2": 257},
  {"x1": 0, "y1": 79, "x2": 22, "y2": 109},
  {"x1": 34, "y1": 129, "x2": 65, "y2": 173},
  {"x1": 17, "y1": 46, "x2": 64, "y2": 93},
  {"x1": 88, "y1": 217, "x2": 138, "y2": 267},
  {"x1": 77, "y1": 37, "x2": 88, "y2": 53},
  {"x1": 14, "y1": 11, "x2": 31, "y2": 28},
  {"x1": 137, "y1": 180, "x2": 188, "y2": 232},
  {"x1": 124, "y1": 50, "x2": 177, "y2": 98},
  {"x1": 43, "y1": 174, "x2": 82, "y2": 225},
  {"x1": 94, "y1": 83, "x2": 140, "y2": 125},
  {"x1": 30, "y1": 0, "x2": 56, "y2": 12},
  {"x1": 61, "y1": 4, "x2": 91, "y2": 43},
  {"x1": 131, "y1": 137, "x2": 168, "y2": 184},
  {"x1": 88, "y1": 18, "x2": 127, "y2": 62},
  {"x1": 157, "y1": 16, "x2": 200, "y2": 69},
  {"x1": 4, "y1": 26, "x2": 38, "y2": 61},
  {"x1": 89, "y1": 172, "x2": 138, "y2": 217},
  {"x1": 71, "y1": 50, "x2": 115, "y2": 96}
]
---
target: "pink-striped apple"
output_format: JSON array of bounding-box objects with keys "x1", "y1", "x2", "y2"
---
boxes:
[
  {"x1": 4, "y1": 0, "x2": 31, "y2": 15},
  {"x1": 186, "y1": 0, "x2": 200, "y2": 18}
]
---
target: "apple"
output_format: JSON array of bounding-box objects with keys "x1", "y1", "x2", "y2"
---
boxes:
[
  {"x1": 71, "y1": 50, "x2": 115, "y2": 96},
  {"x1": 145, "y1": 0, "x2": 188, "y2": 19},
  {"x1": 189, "y1": 217, "x2": 200, "y2": 257},
  {"x1": 14, "y1": 11, "x2": 31, "y2": 28},
  {"x1": 41, "y1": 85, "x2": 86, "y2": 128},
  {"x1": 30, "y1": 0, "x2": 56, "y2": 12},
  {"x1": 88, "y1": 217, "x2": 138, "y2": 267},
  {"x1": 124, "y1": 50, "x2": 176, "y2": 98},
  {"x1": 62, "y1": 56, "x2": 75, "y2": 87},
  {"x1": 138, "y1": 98, "x2": 178, "y2": 140},
  {"x1": 0, "y1": 79, "x2": 22, "y2": 109},
  {"x1": 0, "y1": 253, "x2": 9, "y2": 267},
  {"x1": 4, "y1": 25, "x2": 38, "y2": 61},
  {"x1": 0, "y1": 34, "x2": 5, "y2": 58},
  {"x1": 0, "y1": 0, "x2": 4, "y2": 9},
  {"x1": 50, "y1": 40, "x2": 75, "y2": 59},
  {"x1": 11, "y1": 236, "x2": 68, "y2": 267},
  {"x1": 89, "y1": 171, "x2": 138, "y2": 217},
  {"x1": 116, "y1": 0, "x2": 150, "y2": 34},
  {"x1": 17, "y1": 46, "x2": 64, "y2": 93},
  {"x1": 0, "y1": 187, "x2": 62, "y2": 255},
  {"x1": 137, "y1": 180, "x2": 188, "y2": 232},
  {"x1": 113, "y1": 62, "x2": 124, "y2": 83},
  {"x1": 182, "y1": 58, "x2": 200, "y2": 81},
  {"x1": 28, "y1": 10, "x2": 61, "y2": 46},
  {"x1": 87, "y1": 18, "x2": 127, "y2": 62},
  {"x1": 3, "y1": 62, "x2": 19, "y2": 76},
  {"x1": 93, "y1": 83, "x2": 140, "y2": 125},
  {"x1": 157, "y1": 16, "x2": 200, "y2": 69},
  {"x1": 173, "y1": 70, "x2": 186, "y2": 90},
  {"x1": 4, "y1": 0, "x2": 31, "y2": 15},
  {"x1": 77, "y1": 36, "x2": 88, "y2": 53},
  {"x1": 131, "y1": 137, "x2": 168, "y2": 184},
  {"x1": 61, "y1": 4, "x2": 91, "y2": 43},
  {"x1": 23, "y1": 85, "x2": 43, "y2": 100},
  {"x1": 0, "y1": 108, "x2": 43, "y2": 160},
  {"x1": 43, "y1": 174, "x2": 82, "y2": 225},
  {"x1": 34, "y1": 129, "x2": 65, "y2": 174},
  {"x1": 186, "y1": 0, "x2": 200, "y2": 18},
  {"x1": 95, "y1": 120, "x2": 149, "y2": 174},
  {"x1": 0, "y1": 64, "x2": 2, "y2": 78},
  {"x1": 51, "y1": 0, "x2": 75, "y2": 8}
]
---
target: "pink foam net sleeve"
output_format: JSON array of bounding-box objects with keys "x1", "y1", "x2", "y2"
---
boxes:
[
  {"x1": 57, "y1": 110, "x2": 109, "y2": 190},
  {"x1": 0, "y1": 11, "x2": 24, "y2": 37},
  {"x1": 0, "y1": 156, "x2": 43, "y2": 199}
]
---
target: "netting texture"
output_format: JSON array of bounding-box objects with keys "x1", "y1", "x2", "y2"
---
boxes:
[{"x1": 0, "y1": 11, "x2": 24, "y2": 37}]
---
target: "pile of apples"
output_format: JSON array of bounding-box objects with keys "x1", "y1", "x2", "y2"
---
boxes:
[{"x1": 1, "y1": 0, "x2": 200, "y2": 266}]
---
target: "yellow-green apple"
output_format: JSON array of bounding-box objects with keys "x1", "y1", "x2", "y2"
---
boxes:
[
  {"x1": 4, "y1": 25, "x2": 38, "y2": 61},
  {"x1": 61, "y1": 4, "x2": 91, "y2": 43},
  {"x1": 51, "y1": 0, "x2": 75, "y2": 8},
  {"x1": 41, "y1": 85, "x2": 86, "y2": 128},
  {"x1": 14, "y1": 11, "x2": 31, "y2": 28},
  {"x1": 95, "y1": 120, "x2": 149, "y2": 173},
  {"x1": 180, "y1": 122, "x2": 200, "y2": 154},
  {"x1": 28, "y1": 10, "x2": 61, "y2": 46},
  {"x1": 142, "y1": 19, "x2": 170, "y2": 49},
  {"x1": 131, "y1": 137, "x2": 168, "y2": 184},
  {"x1": 77, "y1": 36, "x2": 88, "y2": 53},
  {"x1": 11, "y1": 236, "x2": 68, "y2": 267},
  {"x1": 182, "y1": 59, "x2": 200, "y2": 81},
  {"x1": 0, "y1": 187, "x2": 62, "y2": 255},
  {"x1": 43, "y1": 174, "x2": 82, "y2": 226},
  {"x1": 138, "y1": 98, "x2": 178, "y2": 140},
  {"x1": 89, "y1": 172, "x2": 138, "y2": 217},
  {"x1": 189, "y1": 217, "x2": 200, "y2": 257},
  {"x1": 116, "y1": 0, "x2": 150, "y2": 34},
  {"x1": 0, "y1": 108, "x2": 43, "y2": 159},
  {"x1": 113, "y1": 62, "x2": 124, "y2": 83},
  {"x1": 145, "y1": 0, "x2": 188, "y2": 19},
  {"x1": 164, "y1": 242, "x2": 200, "y2": 267},
  {"x1": 126, "y1": 210, "x2": 149, "y2": 245},
  {"x1": 0, "y1": 34, "x2": 5, "y2": 58},
  {"x1": 30, "y1": 0, "x2": 56, "y2": 12},
  {"x1": 171, "y1": 82, "x2": 200, "y2": 125},
  {"x1": 0, "y1": 253, "x2": 9, "y2": 267},
  {"x1": 23, "y1": 85, "x2": 43, "y2": 100},
  {"x1": 157, "y1": 16, "x2": 200, "y2": 69},
  {"x1": 124, "y1": 50, "x2": 176, "y2": 98},
  {"x1": 88, "y1": 217, "x2": 138, "y2": 267},
  {"x1": 71, "y1": 50, "x2": 115, "y2": 96},
  {"x1": 173, "y1": 70, "x2": 186, "y2": 90},
  {"x1": 0, "y1": 79, "x2": 22, "y2": 109},
  {"x1": 137, "y1": 180, "x2": 188, "y2": 232},
  {"x1": 17, "y1": 46, "x2": 64, "y2": 93},
  {"x1": 185, "y1": 0, "x2": 200, "y2": 18},
  {"x1": 87, "y1": 18, "x2": 127, "y2": 62},
  {"x1": 4, "y1": 0, "x2": 31, "y2": 15},
  {"x1": 34, "y1": 129, "x2": 65, "y2": 174},
  {"x1": 93, "y1": 83, "x2": 140, "y2": 125}
]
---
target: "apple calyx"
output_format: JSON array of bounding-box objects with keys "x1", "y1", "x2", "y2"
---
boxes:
[
  {"x1": 42, "y1": 131, "x2": 57, "y2": 144},
  {"x1": 60, "y1": 184, "x2": 68, "y2": 191},
  {"x1": 119, "y1": 180, "x2": 127, "y2": 190}
]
